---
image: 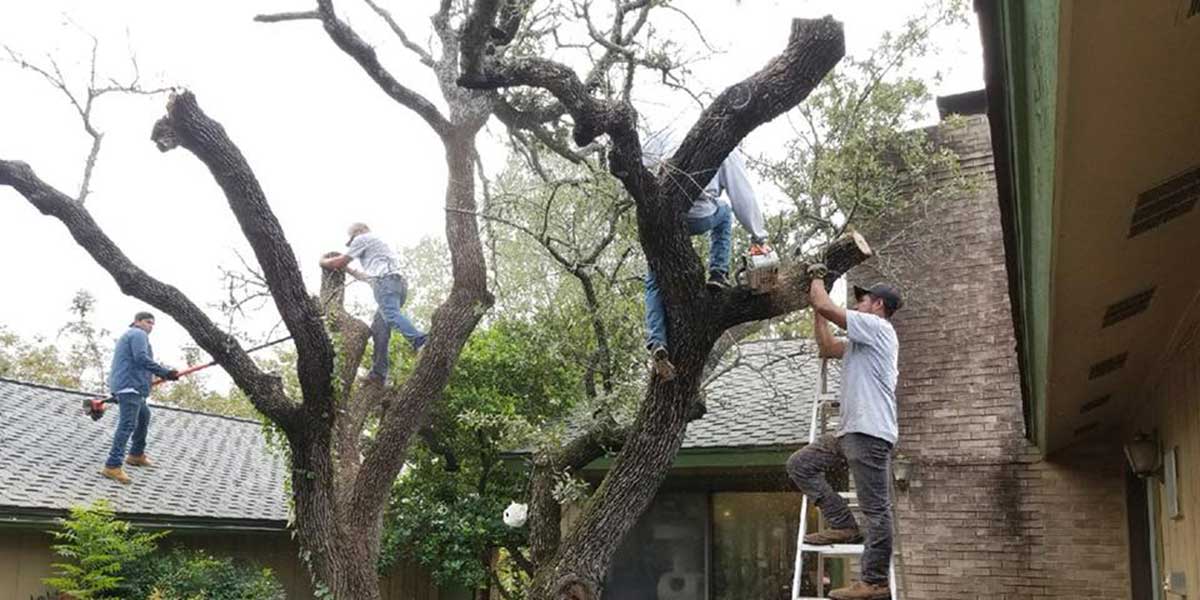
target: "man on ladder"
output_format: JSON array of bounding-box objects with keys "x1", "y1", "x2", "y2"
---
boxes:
[{"x1": 787, "y1": 267, "x2": 903, "y2": 600}]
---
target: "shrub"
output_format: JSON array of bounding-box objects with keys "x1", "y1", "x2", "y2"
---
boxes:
[
  {"x1": 122, "y1": 548, "x2": 285, "y2": 600},
  {"x1": 44, "y1": 501, "x2": 284, "y2": 600},
  {"x1": 43, "y1": 500, "x2": 165, "y2": 599}
]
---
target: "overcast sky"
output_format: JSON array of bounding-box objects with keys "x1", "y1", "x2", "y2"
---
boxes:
[{"x1": 0, "y1": 0, "x2": 982, "y2": 388}]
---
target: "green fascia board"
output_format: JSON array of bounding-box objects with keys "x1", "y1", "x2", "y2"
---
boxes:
[
  {"x1": 581, "y1": 446, "x2": 795, "y2": 472},
  {"x1": 0, "y1": 507, "x2": 288, "y2": 532},
  {"x1": 996, "y1": 0, "x2": 1059, "y2": 451}
]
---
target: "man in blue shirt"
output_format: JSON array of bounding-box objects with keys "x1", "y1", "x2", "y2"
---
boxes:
[{"x1": 102, "y1": 311, "x2": 178, "y2": 484}]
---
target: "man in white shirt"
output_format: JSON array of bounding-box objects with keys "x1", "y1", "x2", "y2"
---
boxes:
[
  {"x1": 321, "y1": 223, "x2": 427, "y2": 383},
  {"x1": 788, "y1": 270, "x2": 903, "y2": 600}
]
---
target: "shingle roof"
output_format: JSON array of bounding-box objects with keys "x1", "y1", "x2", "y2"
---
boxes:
[
  {"x1": 683, "y1": 339, "x2": 836, "y2": 449},
  {"x1": 0, "y1": 378, "x2": 288, "y2": 526}
]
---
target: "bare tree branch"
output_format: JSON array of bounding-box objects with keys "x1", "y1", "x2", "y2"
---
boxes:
[
  {"x1": 258, "y1": 0, "x2": 453, "y2": 137},
  {"x1": 254, "y1": 10, "x2": 321, "y2": 22},
  {"x1": 4, "y1": 41, "x2": 170, "y2": 203},
  {"x1": 361, "y1": 0, "x2": 437, "y2": 67},
  {"x1": 0, "y1": 158, "x2": 297, "y2": 428}
]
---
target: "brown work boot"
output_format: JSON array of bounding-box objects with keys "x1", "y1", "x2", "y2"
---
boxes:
[
  {"x1": 648, "y1": 345, "x2": 676, "y2": 381},
  {"x1": 829, "y1": 580, "x2": 891, "y2": 600},
  {"x1": 125, "y1": 454, "x2": 153, "y2": 468},
  {"x1": 804, "y1": 527, "x2": 863, "y2": 545},
  {"x1": 100, "y1": 466, "x2": 132, "y2": 485}
]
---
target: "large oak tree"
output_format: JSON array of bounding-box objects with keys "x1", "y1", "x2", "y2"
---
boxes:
[{"x1": 1, "y1": 2, "x2": 869, "y2": 598}]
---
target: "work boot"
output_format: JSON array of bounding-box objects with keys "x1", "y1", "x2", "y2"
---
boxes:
[
  {"x1": 804, "y1": 527, "x2": 862, "y2": 545},
  {"x1": 829, "y1": 580, "x2": 891, "y2": 600},
  {"x1": 648, "y1": 344, "x2": 676, "y2": 381},
  {"x1": 101, "y1": 466, "x2": 132, "y2": 485},
  {"x1": 125, "y1": 454, "x2": 153, "y2": 468},
  {"x1": 706, "y1": 270, "x2": 729, "y2": 291}
]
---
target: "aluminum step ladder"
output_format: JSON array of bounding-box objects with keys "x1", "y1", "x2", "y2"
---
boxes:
[{"x1": 790, "y1": 357, "x2": 898, "y2": 600}]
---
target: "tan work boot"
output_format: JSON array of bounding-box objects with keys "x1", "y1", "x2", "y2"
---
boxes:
[
  {"x1": 804, "y1": 527, "x2": 863, "y2": 545},
  {"x1": 648, "y1": 345, "x2": 676, "y2": 381},
  {"x1": 125, "y1": 454, "x2": 153, "y2": 468},
  {"x1": 100, "y1": 466, "x2": 132, "y2": 485},
  {"x1": 829, "y1": 580, "x2": 891, "y2": 600}
]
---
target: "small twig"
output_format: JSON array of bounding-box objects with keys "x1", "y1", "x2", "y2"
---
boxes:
[
  {"x1": 253, "y1": 11, "x2": 321, "y2": 23},
  {"x1": 361, "y1": 0, "x2": 437, "y2": 68}
]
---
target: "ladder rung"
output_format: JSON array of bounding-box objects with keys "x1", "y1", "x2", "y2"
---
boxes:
[{"x1": 798, "y1": 543, "x2": 864, "y2": 555}]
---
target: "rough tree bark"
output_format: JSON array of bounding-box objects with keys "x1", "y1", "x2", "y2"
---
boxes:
[{"x1": 456, "y1": 4, "x2": 856, "y2": 598}]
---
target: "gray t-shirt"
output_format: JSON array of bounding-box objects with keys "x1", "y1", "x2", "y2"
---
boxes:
[
  {"x1": 346, "y1": 232, "x2": 401, "y2": 278},
  {"x1": 836, "y1": 311, "x2": 900, "y2": 444}
]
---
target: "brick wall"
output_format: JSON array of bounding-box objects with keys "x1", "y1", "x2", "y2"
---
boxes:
[{"x1": 852, "y1": 114, "x2": 1131, "y2": 599}]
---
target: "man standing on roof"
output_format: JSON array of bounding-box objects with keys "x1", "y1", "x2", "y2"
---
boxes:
[
  {"x1": 102, "y1": 311, "x2": 178, "y2": 485},
  {"x1": 786, "y1": 270, "x2": 903, "y2": 600},
  {"x1": 642, "y1": 136, "x2": 771, "y2": 379},
  {"x1": 321, "y1": 223, "x2": 427, "y2": 384}
]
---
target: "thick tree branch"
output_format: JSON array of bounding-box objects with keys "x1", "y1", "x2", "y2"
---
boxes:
[
  {"x1": 458, "y1": 0, "x2": 651, "y2": 193},
  {"x1": 665, "y1": 17, "x2": 845, "y2": 209},
  {"x1": 720, "y1": 231, "x2": 872, "y2": 328},
  {"x1": 0, "y1": 159, "x2": 297, "y2": 428},
  {"x1": 151, "y1": 91, "x2": 336, "y2": 417}
]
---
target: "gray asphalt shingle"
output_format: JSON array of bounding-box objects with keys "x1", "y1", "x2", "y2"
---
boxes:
[
  {"x1": 684, "y1": 339, "x2": 836, "y2": 449},
  {"x1": 0, "y1": 378, "x2": 288, "y2": 522}
]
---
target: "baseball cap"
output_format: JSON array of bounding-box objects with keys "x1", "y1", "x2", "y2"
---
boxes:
[
  {"x1": 852, "y1": 283, "x2": 903, "y2": 315},
  {"x1": 130, "y1": 311, "x2": 155, "y2": 326},
  {"x1": 346, "y1": 222, "x2": 370, "y2": 246}
]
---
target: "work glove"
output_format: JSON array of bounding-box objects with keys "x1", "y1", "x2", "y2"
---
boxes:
[
  {"x1": 749, "y1": 242, "x2": 773, "y2": 256},
  {"x1": 164, "y1": 369, "x2": 181, "y2": 381},
  {"x1": 806, "y1": 262, "x2": 829, "y2": 280}
]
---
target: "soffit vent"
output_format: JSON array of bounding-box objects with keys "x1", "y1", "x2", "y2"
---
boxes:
[
  {"x1": 1129, "y1": 165, "x2": 1200, "y2": 237},
  {"x1": 1088, "y1": 353, "x2": 1128, "y2": 379},
  {"x1": 1074, "y1": 422, "x2": 1099, "y2": 437},
  {"x1": 1102, "y1": 288, "x2": 1156, "y2": 327},
  {"x1": 1080, "y1": 395, "x2": 1111, "y2": 414}
]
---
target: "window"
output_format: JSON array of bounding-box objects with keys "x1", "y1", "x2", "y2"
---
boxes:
[
  {"x1": 604, "y1": 493, "x2": 708, "y2": 600},
  {"x1": 604, "y1": 490, "x2": 845, "y2": 599}
]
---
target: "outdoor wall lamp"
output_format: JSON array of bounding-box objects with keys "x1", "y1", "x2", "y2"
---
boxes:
[
  {"x1": 1125, "y1": 431, "x2": 1162, "y2": 480},
  {"x1": 892, "y1": 454, "x2": 913, "y2": 491}
]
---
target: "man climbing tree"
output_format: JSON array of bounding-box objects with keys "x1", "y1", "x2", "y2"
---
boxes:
[
  {"x1": 641, "y1": 132, "x2": 772, "y2": 380},
  {"x1": 320, "y1": 222, "x2": 428, "y2": 384}
]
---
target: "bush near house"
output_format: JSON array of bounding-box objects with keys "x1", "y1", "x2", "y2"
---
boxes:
[{"x1": 43, "y1": 501, "x2": 284, "y2": 599}]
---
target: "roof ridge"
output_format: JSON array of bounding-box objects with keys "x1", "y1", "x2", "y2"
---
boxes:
[{"x1": 0, "y1": 376, "x2": 264, "y2": 426}]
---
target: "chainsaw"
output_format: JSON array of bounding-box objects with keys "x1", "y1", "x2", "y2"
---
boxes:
[
  {"x1": 83, "y1": 335, "x2": 292, "y2": 421},
  {"x1": 735, "y1": 243, "x2": 780, "y2": 294}
]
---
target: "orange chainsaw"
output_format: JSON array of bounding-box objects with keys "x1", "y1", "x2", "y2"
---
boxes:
[
  {"x1": 735, "y1": 242, "x2": 780, "y2": 294},
  {"x1": 83, "y1": 336, "x2": 292, "y2": 421}
]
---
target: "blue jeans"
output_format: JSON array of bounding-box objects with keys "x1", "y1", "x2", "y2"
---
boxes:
[
  {"x1": 786, "y1": 432, "x2": 894, "y2": 585},
  {"x1": 645, "y1": 202, "x2": 733, "y2": 348},
  {"x1": 370, "y1": 274, "x2": 427, "y2": 380},
  {"x1": 106, "y1": 392, "x2": 150, "y2": 468}
]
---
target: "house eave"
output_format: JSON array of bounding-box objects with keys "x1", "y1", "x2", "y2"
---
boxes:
[{"x1": 0, "y1": 506, "x2": 289, "y2": 533}]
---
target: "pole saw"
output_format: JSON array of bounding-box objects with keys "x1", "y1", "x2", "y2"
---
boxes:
[{"x1": 83, "y1": 335, "x2": 293, "y2": 421}]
